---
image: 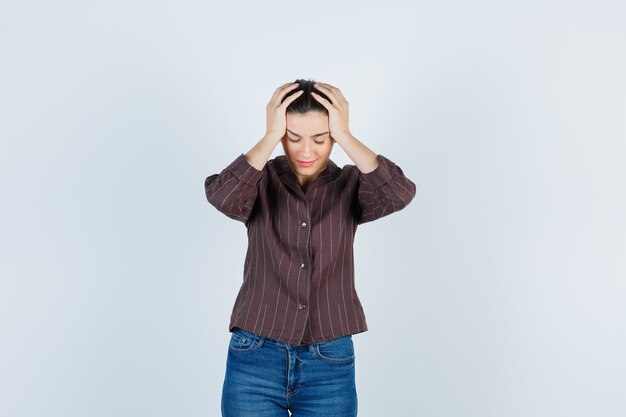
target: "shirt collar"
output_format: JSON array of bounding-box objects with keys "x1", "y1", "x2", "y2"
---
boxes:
[{"x1": 271, "y1": 155, "x2": 340, "y2": 192}]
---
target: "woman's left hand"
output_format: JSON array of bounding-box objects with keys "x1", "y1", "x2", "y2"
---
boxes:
[{"x1": 311, "y1": 82, "x2": 351, "y2": 143}]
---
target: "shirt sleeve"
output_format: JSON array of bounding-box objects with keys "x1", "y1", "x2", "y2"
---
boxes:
[
  {"x1": 204, "y1": 153, "x2": 264, "y2": 223},
  {"x1": 355, "y1": 154, "x2": 416, "y2": 225}
]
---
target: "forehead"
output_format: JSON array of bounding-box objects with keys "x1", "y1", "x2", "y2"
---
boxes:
[{"x1": 286, "y1": 112, "x2": 328, "y2": 132}]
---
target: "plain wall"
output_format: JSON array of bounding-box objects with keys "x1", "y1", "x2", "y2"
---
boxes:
[{"x1": 1, "y1": 1, "x2": 625, "y2": 416}]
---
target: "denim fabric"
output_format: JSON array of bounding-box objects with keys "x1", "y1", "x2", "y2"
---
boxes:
[{"x1": 221, "y1": 327, "x2": 358, "y2": 417}]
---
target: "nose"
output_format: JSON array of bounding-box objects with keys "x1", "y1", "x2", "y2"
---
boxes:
[{"x1": 303, "y1": 140, "x2": 311, "y2": 158}]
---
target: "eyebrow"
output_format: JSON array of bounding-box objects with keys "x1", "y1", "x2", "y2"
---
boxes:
[{"x1": 286, "y1": 129, "x2": 329, "y2": 138}]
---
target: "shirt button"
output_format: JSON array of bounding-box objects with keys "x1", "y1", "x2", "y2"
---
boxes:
[
  {"x1": 298, "y1": 304, "x2": 306, "y2": 309},
  {"x1": 301, "y1": 222, "x2": 307, "y2": 228},
  {"x1": 301, "y1": 263, "x2": 305, "y2": 268}
]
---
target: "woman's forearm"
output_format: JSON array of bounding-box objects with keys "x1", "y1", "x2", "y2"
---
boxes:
[
  {"x1": 244, "y1": 133, "x2": 282, "y2": 171},
  {"x1": 334, "y1": 132, "x2": 379, "y2": 174}
]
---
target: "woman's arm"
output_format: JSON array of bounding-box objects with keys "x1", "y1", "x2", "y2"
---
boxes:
[
  {"x1": 332, "y1": 131, "x2": 380, "y2": 174},
  {"x1": 246, "y1": 82, "x2": 303, "y2": 170},
  {"x1": 244, "y1": 132, "x2": 283, "y2": 170},
  {"x1": 204, "y1": 83, "x2": 302, "y2": 223},
  {"x1": 310, "y1": 82, "x2": 416, "y2": 224},
  {"x1": 204, "y1": 152, "x2": 264, "y2": 223},
  {"x1": 332, "y1": 131, "x2": 416, "y2": 224},
  {"x1": 353, "y1": 152, "x2": 416, "y2": 225}
]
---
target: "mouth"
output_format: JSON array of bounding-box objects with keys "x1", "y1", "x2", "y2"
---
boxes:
[{"x1": 297, "y1": 159, "x2": 316, "y2": 168}]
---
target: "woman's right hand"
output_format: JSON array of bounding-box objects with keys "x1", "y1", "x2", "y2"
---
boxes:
[{"x1": 265, "y1": 82, "x2": 303, "y2": 141}]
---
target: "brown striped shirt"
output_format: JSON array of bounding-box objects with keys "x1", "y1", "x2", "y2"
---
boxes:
[{"x1": 204, "y1": 152, "x2": 416, "y2": 345}]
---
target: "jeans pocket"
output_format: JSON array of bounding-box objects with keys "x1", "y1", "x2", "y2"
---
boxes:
[
  {"x1": 228, "y1": 328, "x2": 260, "y2": 353},
  {"x1": 313, "y1": 335, "x2": 355, "y2": 364}
]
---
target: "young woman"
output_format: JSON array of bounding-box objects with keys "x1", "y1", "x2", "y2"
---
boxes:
[{"x1": 205, "y1": 79, "x2": 416, "y2": 417}]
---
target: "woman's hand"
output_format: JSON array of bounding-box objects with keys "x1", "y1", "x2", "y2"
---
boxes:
[
  {"x1": 312, "y1": 82, "x2": 379, "y2": 173},
  {"x1": 265, "y1": 82, "x2": 303, "y2": 141},
  {"x1": 310, "y1": 82, "x2": 351, "y2": 143}
]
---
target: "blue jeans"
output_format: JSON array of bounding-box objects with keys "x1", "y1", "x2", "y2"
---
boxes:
[{"x1": 221, "y1": 327, "x2": 358, "y2": 417}]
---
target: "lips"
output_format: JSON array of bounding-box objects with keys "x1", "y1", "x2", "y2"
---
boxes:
[{"x1": 297, "y1": 160, "x2": 316, "y2": 167}]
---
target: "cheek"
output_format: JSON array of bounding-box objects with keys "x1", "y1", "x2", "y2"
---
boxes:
[{"x1": 282, "y1": 141, "x2": 299, "y2": 157}]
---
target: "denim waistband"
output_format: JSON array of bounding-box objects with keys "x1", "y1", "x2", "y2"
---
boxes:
[{"x1": 232, "y1": 327, "x2": 352, "y2": 350}]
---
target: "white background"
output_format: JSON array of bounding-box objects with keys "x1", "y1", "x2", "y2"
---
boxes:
[{"x1": 1, "y1": 1, "x2": 625, "y2": 416}]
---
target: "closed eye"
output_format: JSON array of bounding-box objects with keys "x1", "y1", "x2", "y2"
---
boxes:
[{"x1": 288, "y1": 137, "x2": 326, "y2": 145}]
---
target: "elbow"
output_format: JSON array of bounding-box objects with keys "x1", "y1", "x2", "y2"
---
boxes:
[
  {"x1": 204, "y1": 175, "x2": 217, "y2": 203},
  {"x1": 395, "y1": 178, "x2": 417, "y2": 210}
]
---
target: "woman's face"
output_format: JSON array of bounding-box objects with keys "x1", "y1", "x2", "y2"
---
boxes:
[{"x1": 281, "y1": 111, "x2": 335, "y2": 188}]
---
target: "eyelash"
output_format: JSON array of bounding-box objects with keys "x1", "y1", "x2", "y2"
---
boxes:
[{"x1": 289, "y1": 138, "x2": 325, "y2": 145}]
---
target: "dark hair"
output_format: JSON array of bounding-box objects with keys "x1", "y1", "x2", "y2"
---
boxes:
[{"x1": 282, "y1": 78, "x2": 331, "y2": 115}]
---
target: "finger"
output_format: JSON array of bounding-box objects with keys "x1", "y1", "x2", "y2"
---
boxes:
[
  {"x1": 310, "y1": 91, "x2": 332, "y2": 110},
  {"x1": 269, "y1": 83, "x2": 300, "y2": 107},
  {"x1": 314, "y1": 82, "x2": 337, "y2": 90},
  {"x1": 272, "y1": 82, "x2": 297, "y2": 97},
  {"x1": 315, "y1": 82, "x2": 346, "y2": 102},
  {"x1": 279, "y1": 82, "x2": 299, "y2": 90},
  {"x1": 280, "y1": 89, "x2": 303, "y2": 107},
  {"x1": 279, "y1": 83, "x2": 301, "y2": 102},
  {"x1": 276, "y1": 82, "x2": 300, "y2": 98},
  {"x1": 313, "y1": 83, "x2": 339, "y2": 105}
]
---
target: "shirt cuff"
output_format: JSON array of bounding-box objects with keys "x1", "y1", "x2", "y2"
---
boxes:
[
  {"x1": 226, "y1": 153, "x2": 264, "y2": 186},
  {"x1": 358, "y1": 154, "x2": 396, "y2": 188}
]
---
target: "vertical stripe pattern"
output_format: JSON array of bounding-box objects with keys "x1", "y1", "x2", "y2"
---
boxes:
[{"x1": 204, "y1": 153, "x2": 416, "y2": 345}]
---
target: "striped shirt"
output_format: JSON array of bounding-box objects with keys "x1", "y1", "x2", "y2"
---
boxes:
[{"x1": 204, "y1": 152, "x2": 416, "y2": 345}]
